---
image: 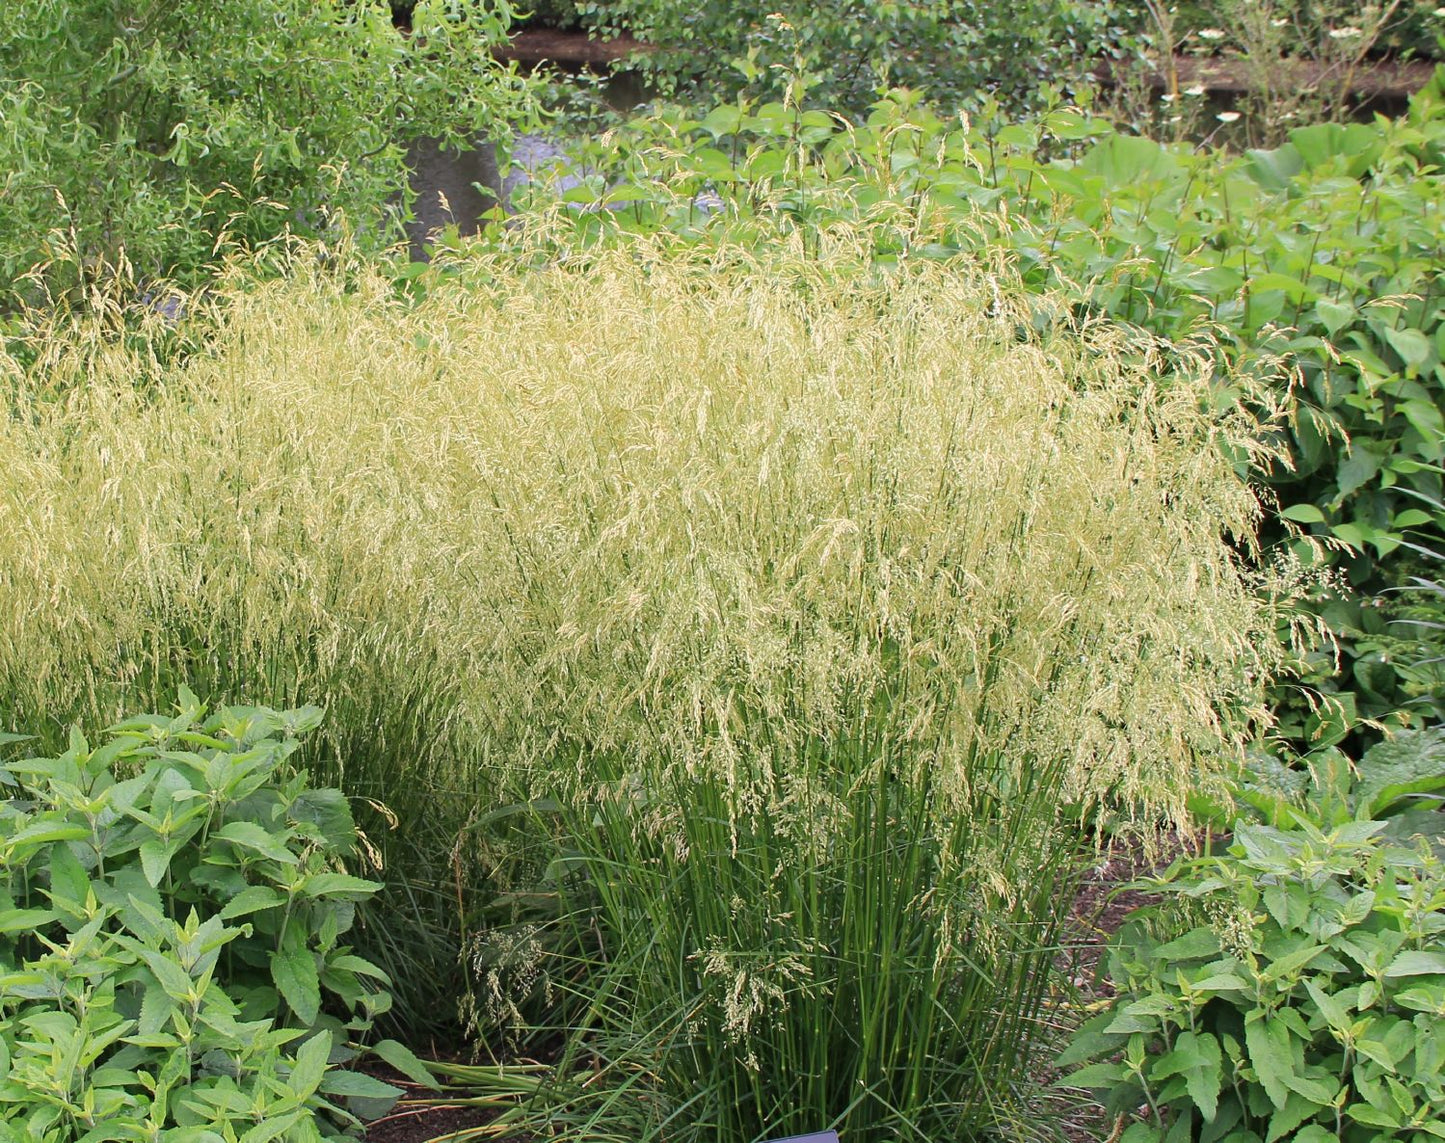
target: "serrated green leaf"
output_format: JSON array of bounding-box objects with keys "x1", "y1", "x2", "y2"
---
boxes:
[
  {"x1": 326, "y1": 953, "x2": 391, "y2": 984},
  {"x1": 140, "y1": 950, "x2": 196, "y2": 1003},
  {"x1": 1152, "y1": 928, "x2": 1221, "y2": 961},
  {"x1": 289, "y1": 1030, "x2": 330, "y2": 1101},
  {"x1": 301, "y1": 873, "x2": 380, "y2": 900},
  {"x1": 1057, "y1": 1060, "x2": 1127, "y2": 1089},
  {"x1": 219, "y1": 885, "x2": 287, "y2": 919},
  {"x1": 138, "y1": 838, "x2": 172, "y2": 888},
  {"x1": 1266, "y1": 1091, "x2": 1320, "y2": 1143},
  {"x1": 272, "y1": 947, "x2": 320, "y2": 1026},
  {"x1": 1245, "y1": 1017, "x2": 1293, "y2": 1110},
  {"x1": 1280, "y1": 503, "x2": 1326, "y2": 524},
  {"x1": 214, "y1": 821, "x2": 297, "y2": 864},
  {"x1": 1259, "y1": 943, "x2": 1325, "y2": 982},
  {"x1": 0, "y1": 908, "x2": 57, "y2": 933},
  {"x1": 239, "y1": 1111, "x2": 303, "y2": 1143},
  {"x1": 1383, "y1": 950, "x2": 1445, "y2": 977}
]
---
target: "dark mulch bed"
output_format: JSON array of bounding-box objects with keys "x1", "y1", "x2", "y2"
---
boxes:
[{"x1": 364, "y1": 1098, "x2": 497, "y2": 1143}]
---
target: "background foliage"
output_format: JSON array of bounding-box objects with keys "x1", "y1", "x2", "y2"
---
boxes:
[
  {"x1": 0, "y1": 0, "x2": 528, "y2": 309},
  {"x1": 554, "y1": 0, "x2": 1144, "y2": 116}
]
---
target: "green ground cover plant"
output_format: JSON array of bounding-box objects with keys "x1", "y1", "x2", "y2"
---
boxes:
[
  {"x1": 0, "y1": 238, "x2": 1302, "y2": 1138},
  {"x1": 1059, "y1": 815, "x2": 1445, "y2": 1142},
  {"x1": 498, "y1": 70, "x2": 1445, "y2": 736},
  {"x1": 0, "y1": 689, "x2": 433, "y2": 1142},
  {"x1": 0, "y1": 0, "x2": 529, "y2": 310}
]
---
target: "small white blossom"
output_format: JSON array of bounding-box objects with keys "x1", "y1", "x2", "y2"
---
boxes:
[
  {"x1": 1184, "y1": 84, "x2": 1206, "y2": 96},
  {"x1": 1328, "y1": 26, "x2": 1363, "y2": 39},
  {"x1": 1198, "y1": 27, "x2": 1227, "y2": 40},
  {"x1": 1216, "y1": 110, "x2": 1242, "y2": 123}
]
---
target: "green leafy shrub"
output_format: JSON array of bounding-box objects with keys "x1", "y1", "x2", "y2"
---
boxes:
[
  {"x1": 1059, "y1": 818, "x2": 1445, "y2": 1142},
  {"x1": 571, "y1": 0, "x2": 1142, "y2": 116},
  {"x1": 0, "y1": 0, "x2": 529, "y2": 309},
  {"x1": 0, "y1": 689, "x2": 429, "y2": 1141}
]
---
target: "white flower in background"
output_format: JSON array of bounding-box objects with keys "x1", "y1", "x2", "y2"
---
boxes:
[
  {"x1": 1271, "y1": 17, "x2": 1289, "y2": 26},
  {"x1": 1328, "y1": 26, "x2": 1363, "y2": 39},
  {"x1": 1161, "y1": 92, "x2": 1178, "y2": 103},
  {"x1": 1184, "y1": 84, "x2": 1205, "y2": 96},
  {"x1": 1216, "y1": 110, "x2": 1242, "y2": 123},
  {"x1": 1198, "y1": 27, "x2": 1227, "y2": 40}
]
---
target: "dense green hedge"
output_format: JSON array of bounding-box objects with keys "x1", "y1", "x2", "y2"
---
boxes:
[{"x1": 552, "y1": 0, "x2": 1145, "y2": 115}]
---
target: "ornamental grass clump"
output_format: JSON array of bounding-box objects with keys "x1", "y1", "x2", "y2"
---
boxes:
[{"x1": 0, "y1": 238, "x2": 1297, "y2": 1139}]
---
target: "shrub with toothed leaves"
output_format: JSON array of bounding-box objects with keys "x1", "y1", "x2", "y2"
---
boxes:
[
  {"x1": 0, "y1": 689, "x2": 435, "y2": 1143},
  {"x1": 1058, "y1": 818, "x2": 1445, "y2": 1143}
]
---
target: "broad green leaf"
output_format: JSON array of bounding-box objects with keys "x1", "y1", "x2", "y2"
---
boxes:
[
  {"x1": 1392, "y1": 983, "x2": 1445, "y2": 1014},
  {"x1": 317, "y1": 1070, "x2": 403, "y2": 1099},
  {"x1": 1336, "y1": 445, "x2": 1385, "y2": 500},
  {"x1": 272, "y1": 947, "x2": 321, "y2": 1026},
  {"x1": 239, "y1": 1111, "x2": 303, "y2": 1143},
  {"x1": 1153, "y1": 928, "x2": 1221, "y2": 961},
  {"x1": 370, "y1": 1040, "x2": 440, "y2": 1091},
  {"x1": 138, "y1": 838, "x2": 173, "y2": 888},
  {"x1": 7, "y1": 822, "x2": 91, "y2": 847},
  {"x1": 288, "y1": 1030, "x2": 330, "y2": 1101},
  {"x1": 1245, "y1": 1017, "x2": 1293, "y2": 1110},
  {"x1": 1266, "y1": 1091, "x2": 1320, "y2": 1143},
  {"x1": 0, "y1": 908, "x2": 57, "y2": 933},
  {"x1": 1346, "y1": 1101, "x2": 1403, "y2": 1129},
  {"x1": 1383, "y1": 950, "x2": 1445, "y2": 977},
  {"x1": 1281, "y1": 1071, "x2": 1337, "y2": 1106},
  {"x1": 1402, "y1": 398, "x2": 1444, "y2": 442},
  {"x1": 301, "y1": 873, "x2": 381, "y2": 900},
  {"x1": 1259, "y1": 943, "x2": 1325, "y2": 982},
  {"x1": 1165, "y1": 1030, "x2": 1223, "y2": 1122},
  {"x1": 326, "y1": 953, "x2": 391, "y2": 983},
  {"x1": 1279, "y1": 503, "x2": 1325, "y2": 524},
  {"x1": 1384, "y1": 326, "x2": 1432, "y2": 371},
  {"x1": 219, "y1": 885, "x2": 287, "y2": 919},
  {"x1": 214, "y1": 821, "x2": 297, "y2": 864},
  {"x1": 1313, "y1": 300, "x2": 1356, "y2": 337},
  {"x1": 1057, "y1": 1061, "x2": 1127, "y2": 1089},
  {"x1": 139, "y1": 949, "x2": 196, "y2": 1003}
]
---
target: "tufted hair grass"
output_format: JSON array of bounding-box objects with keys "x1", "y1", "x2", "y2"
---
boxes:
[{"x1": 0, "y1": 237, "x2": 1298, "y2": 1138}]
